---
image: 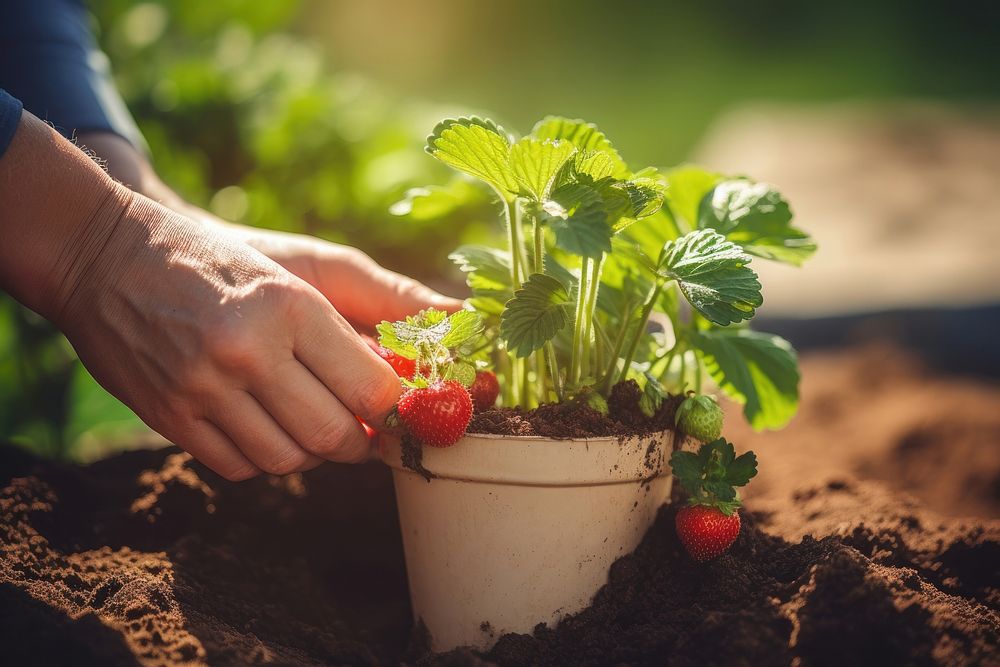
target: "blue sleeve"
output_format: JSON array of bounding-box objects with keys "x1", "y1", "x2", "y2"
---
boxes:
[
  {"x1": 0, "y1": 89, "x2": 24, "y2": 158},
  {"x1": 0, "y1": 0, "x2": 146, "y2": 151}
]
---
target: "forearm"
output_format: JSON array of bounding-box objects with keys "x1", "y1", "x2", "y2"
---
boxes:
[
  {"x1": 76, "y1": 131, "x2": 272, "y2": 241},
  {"x1": 0, "y1": 113, "x2": 136, "y2": 323}
]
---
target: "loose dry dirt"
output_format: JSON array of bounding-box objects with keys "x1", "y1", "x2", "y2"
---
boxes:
[{"x1": 1, "y1": 346, "x2": 998, "y2": 666}]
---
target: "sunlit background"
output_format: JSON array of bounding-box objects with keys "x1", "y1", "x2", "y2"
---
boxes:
[{"x1": 2, "y1": 0, "x2": 998, "y2": 460}]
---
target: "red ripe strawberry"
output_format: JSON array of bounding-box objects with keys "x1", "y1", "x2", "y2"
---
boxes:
[
  {"x1": 469, "y1": 370, "x2": 500, "y2": 411},
  {"x1": 362, "y1": 335, "x2": 417, "y2": 379},
  {"x1": 397, "y1": 380, "x2": 473, "y2": 447},
  {"x1": 675, "y1": 505, "x2": 741, "y2": 562}
]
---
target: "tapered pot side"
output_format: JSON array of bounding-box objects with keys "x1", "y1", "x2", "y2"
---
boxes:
[{"x1": 379, "y1": 429, "x2": 677, "y2": 653}]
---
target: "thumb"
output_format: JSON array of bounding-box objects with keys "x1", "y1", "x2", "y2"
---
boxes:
[{"x1": 318, "y1": 247, "x2": 463, "y2": 325}]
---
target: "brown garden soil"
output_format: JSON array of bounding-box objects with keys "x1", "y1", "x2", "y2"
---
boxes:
[
  {"x1": 467, "y1": 381, "x2": 684, "y2": 439},
  {"x1": 1, "y1": 344, "x2": 998, "y2": 666}
]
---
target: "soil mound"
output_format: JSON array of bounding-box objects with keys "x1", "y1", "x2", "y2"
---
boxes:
[{"x1": 0, "y1": 347, "x2": 998, "y2": 665}]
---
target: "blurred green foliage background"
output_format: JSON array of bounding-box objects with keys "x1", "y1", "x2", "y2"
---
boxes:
[{"x1": 2, "y1": 0, "x2": 997, "y2": 459}]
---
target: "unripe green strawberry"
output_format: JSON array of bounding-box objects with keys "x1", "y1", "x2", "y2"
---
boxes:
[{"x1": 675, "y1": 395, "x2": 723, "y2": 443}]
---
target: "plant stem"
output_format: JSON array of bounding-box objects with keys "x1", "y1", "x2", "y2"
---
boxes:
[
  {"x1": 582, "y1": 256, "x2": 603, "y2": 379},
  {"x1": 569, "y1": 258, "x2": 590, "y2": 388},
  {"x1": 533, "y1": 214, "x2": 543, "y2": 274},
  {"x1": 593, "y1": 317, "x2": 615, "y2": 388},
  {"x1": 600, "y1": 300, "x2": 633, "y2": 393},
  {"x1": 502, "y1": 198, "x2": 523, "y2": 289},
  {"x1": 531, "y1": 213, "x2": 547, "y2": 403},
  {"x1": 656, "y1": 344, "x2": 679, "y2": 384},
  {"x1": 504, "y1": 198, "x2": 524, "y2": 406},
  {"x1": 679, "y1": 348, "x2": 688, "y2": 392},
  {"x1": 693, "y1": 348, "x2": 702, "y2": 393},
  {"x1": 546, "y1": 341, "x2": 563, "y2": 401},
  {"x1": 618, "y1": 279, "x2": 665, "y2": 384},
  {"x1": 497, "y1": 345, "x2": 513, "y2": 405}
]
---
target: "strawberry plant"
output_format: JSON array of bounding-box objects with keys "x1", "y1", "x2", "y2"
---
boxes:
[
  {"x1": 388, "y1": 115, "x2": 815, "y2": 434},
  {"x1": 382, "y1": 116, "x2": 816, "y2": 560}
]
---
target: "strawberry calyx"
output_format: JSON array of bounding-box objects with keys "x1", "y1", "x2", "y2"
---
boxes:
[
  {"x1": 668, "y1": 439, "x2": 758, "y2": 516},
  {"x1": 376, "y1": 309, "x2": 484, "y2": 389}
]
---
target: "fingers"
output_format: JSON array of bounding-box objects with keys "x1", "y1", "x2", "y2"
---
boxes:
[
  {"x1": 251, "y1": 357, "x2": 372, "y2": 463},
  {"x1": 318, "y1": 247, "x2": 463, "y2": 325},
  {"x1": 208, "y1": 390, "x2": 322, "y2": 475},
  {"x1": 179, "y1": 419, "x2": 261, "y2": 481},
  {"x1": 293, "y1": 300, "x2": 403, "y2": 426}
]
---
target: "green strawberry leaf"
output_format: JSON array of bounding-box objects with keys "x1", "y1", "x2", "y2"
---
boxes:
[
  {"x1": 377, "y1": 311, "x2": 446, "y2": 359},
  {"x1": 530, "y1": 116, "x2": 627, "y2": 176},
  {"x1": 570, "y1": 149, "x2": 618, "y2": 182},
  {"x1": 668, "y1": 450, "x2": 704, "y2": 497},
  {"x1": 669, "y1": 439, "x2": 758, "y2": 512},
  {"x1": 656, "y1": 229, "x2": 762, "y2": 326},
  {"x1": 509, "y1": 137, "x2": 577, "y2": 201},
  {"x1": 443, "y1": 360, "x2": 477, "y2": 386},
  {"x1": 699, "y1": 180, "x2": 816, "y2": 266},
  {"x1": 441, "y1": 310, "x2": 485, "y2": 348},
  {"x1": 690, "y1": 328, "x2": 800, "y2": 431},
  {"x1": 713, "y1": 500, "x2": 743, "y2": 517},
  {"x1": 665, "y1": 164, "x2": 723, "y2": 230},
  {"x1": 725, "y1": 450, "x2": 759, "y2": 487},
  {"x1": 449, "y1": 244, "x2": 513, "y2": 315},
  {"x1": 499, "y1": 273, "x2": 572, "y2": 358},
  {"x1": 540, "y1": 182, "x2": 613, "y2": 259},
  {"x1": 425, "y1": 117, "x2": 519, "y2": 198},
  {"x1": 377, "y1": 309, "x2": 482, "y2": 359},
  {"x1": 600, "y1": 177, "x2": 666, "y2": 233},
  {"x1": 639, "y1": 372, "x2": 667, "y2": 418},
  {"x1": 389, "y1": 179, "x2": 484, "y2": 221},
  {"x1": 702, "y1": 479, "x2": 737, "y2": 503}
]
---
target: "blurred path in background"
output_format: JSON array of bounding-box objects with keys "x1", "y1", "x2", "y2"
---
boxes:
[{"x1": 695, "y1": 103, "x2": 1000, "y2": 316}]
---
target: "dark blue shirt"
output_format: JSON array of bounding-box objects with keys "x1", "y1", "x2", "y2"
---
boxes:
[
  {"x1": 0, "y1": 89, "x2": 21, "y2": 157},
  {"x1": 0, "y1": 0, "x2": 144, "y2": 158}
]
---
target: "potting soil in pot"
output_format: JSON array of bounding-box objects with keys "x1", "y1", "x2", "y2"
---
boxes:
[{"x1": 466, "y1": 381, "x2": 683, "y2": 439}]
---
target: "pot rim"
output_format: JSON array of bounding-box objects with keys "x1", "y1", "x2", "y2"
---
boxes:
[
  {"x1": 457, "y1": 430, "x2": 675, "y2": 443},
  {"x1": 379, "y1": 429, "x2": 677, "y2": 486}
]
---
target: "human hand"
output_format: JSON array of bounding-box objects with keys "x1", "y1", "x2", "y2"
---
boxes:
[
  {"x1": 55, "y1": 194, "x2": 414, "y2": 480},
  {"x1": 220, "y1": 226, "x2": 462, "y2": 329},
  {"x1": 71, "y1": 131, "x2": 462, "y2": 330}
]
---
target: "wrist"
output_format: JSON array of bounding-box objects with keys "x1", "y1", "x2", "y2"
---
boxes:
[
  {"x1": 0, "y1": 113, "x2": 137, "y2": 322},
  {"x1": 55, "y1": 193, "x2": 201, "y2": 333},
  {"x1": 44, "y1": 183, "x2": 136, "y2": 326}
]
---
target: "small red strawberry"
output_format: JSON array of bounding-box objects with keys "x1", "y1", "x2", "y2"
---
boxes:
[
  {"x1": 675, "y1": 505, "x2": 741, "y2": 562},
  {"x1": 363, "y1": 335, "x2": 417, "y2": 379},
  {"x1": 669, "y1": 439, "x2": 757, "y2": 561},
  {"x1": 397, "y1": 380, "x2": 473, "y2": 447},
  {"x1": 469, "y1": 371, "x2": 500, "y2": 411}
]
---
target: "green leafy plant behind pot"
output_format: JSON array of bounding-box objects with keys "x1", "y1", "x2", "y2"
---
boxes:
[{"x1": 393, "y1": 115, "x2": 815, "y2": 431}]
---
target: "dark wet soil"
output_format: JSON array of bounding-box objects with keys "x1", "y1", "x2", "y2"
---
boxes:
[{"x1": 1, "y1": 348, "x2": 998, "y2": 666}]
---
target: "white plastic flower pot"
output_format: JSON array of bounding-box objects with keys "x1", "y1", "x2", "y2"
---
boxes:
[{"x1": 379, "y1": 429, "x2": 675, "y2": 652}]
